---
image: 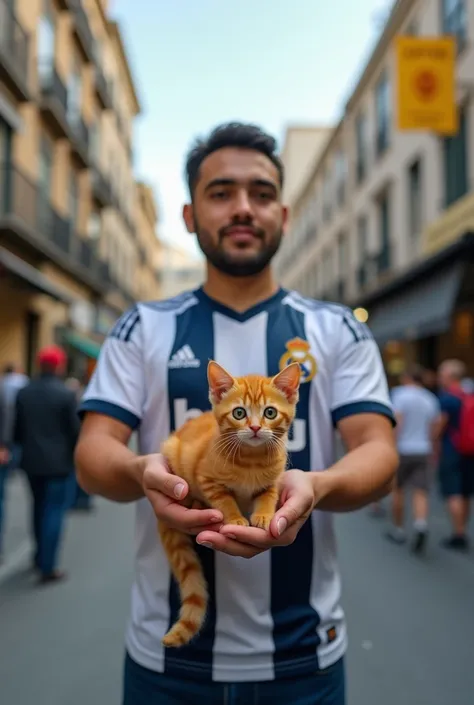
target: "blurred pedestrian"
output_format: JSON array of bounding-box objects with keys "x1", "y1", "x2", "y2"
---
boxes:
[
  {"x1": 14, "y1": 346, "x2": 80, "y2": 583},
  {"x1": 386, "y1": 364, "x2": 441, "y2": 553},
  {"x1": 437, "y1": 359, "x2": 474, "y2": 551},
  {"x1": 0, "y1": 363, "x2": 28, "y2": 562}
]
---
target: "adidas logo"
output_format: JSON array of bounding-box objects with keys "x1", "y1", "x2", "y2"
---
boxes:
[{"x1": 168, "y1": 345, "x2": 201, "y2": 369}]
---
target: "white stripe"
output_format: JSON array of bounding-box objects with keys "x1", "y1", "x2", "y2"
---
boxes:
[
  {"x1": 182, "y1": 345, "x2": 194, "y2": 360},
  {"x1": 306, "y1": 312, "x2": 347, "y2": 669},
  {"x1": 212, "y1": 310, "x2": 275, "y2": 682},
  {"x1": 125, "y1": 311, "x2": 177, "y2": 674},
  {"x1": 177, "y1": 349, "x2": 187, "y2": 361}
]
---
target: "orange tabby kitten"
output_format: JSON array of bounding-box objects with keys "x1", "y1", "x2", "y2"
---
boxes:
[{"x1": 158, "y1": 359, "x2": 301, "y2": 648}]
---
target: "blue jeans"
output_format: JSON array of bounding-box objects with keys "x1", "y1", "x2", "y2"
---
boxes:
[
  {"x1": 27, "y1": 475, "x2": 71, "y2": 574},
  {"x1": 0, "y1": 444, "x2": 22, "y2": 554},
  {"x1": 123, "y1": 652, "x2": 345, "y2": 705}
]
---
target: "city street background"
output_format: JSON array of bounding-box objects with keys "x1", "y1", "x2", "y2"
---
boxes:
[{"x1": 1, "y1": 470, "x2": 473, "y2": 705}]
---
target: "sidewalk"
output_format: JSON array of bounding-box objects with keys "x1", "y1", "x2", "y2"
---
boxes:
[{"x1": 0, "y1": 471, "x2": 32, "y2": 583}]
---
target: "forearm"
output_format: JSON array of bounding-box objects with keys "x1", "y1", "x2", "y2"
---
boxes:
[
  {"x1": 315, "y1": 440, "x2": 398, "y2": 512},
  {"x1": 75, "y1": 432, "x2": 145, "y2": 503}
]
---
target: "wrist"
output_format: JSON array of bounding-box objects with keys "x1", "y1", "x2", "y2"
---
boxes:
[
  {"x1": 130, "y1": 454, "x2": 147, "y2": 489},
  {"x1": 311, "y1": 468, "x2": 340, "y2": 506}
]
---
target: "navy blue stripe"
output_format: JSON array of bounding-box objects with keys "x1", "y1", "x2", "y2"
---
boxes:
[
  {"x1": 123, "y1": 313, "x2": 140, "y2": 342},
  {"x1": 110, "y1": 307, "x2": 137, "y2": 339},
  {"x1": 331, "y1": 400, "x2": 396, "y2": 427},
  {"x1": 342, "y1": 314, "x2": 360, "y2": 342},
  {"x1": 164, "y1": 298, "x2": 216, "y2": 679},
  {"x1": 78, "y1": 399, "x2": 141, "y2": 429},
  {"x1": 266, "y1": 302, "x2": 321, "y2": 676}
]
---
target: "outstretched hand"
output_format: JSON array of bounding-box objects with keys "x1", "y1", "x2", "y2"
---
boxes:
[
  {"x1": 142, "y1": 453, "x2": 223, "y2": 535},
  {"x1": 196, "y1": 469, "x2": 319, "y2": 559}
]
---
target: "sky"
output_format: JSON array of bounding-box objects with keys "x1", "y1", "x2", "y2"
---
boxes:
[{"x1": 110, "y1": 0, "x2": 393, "y2": 259}]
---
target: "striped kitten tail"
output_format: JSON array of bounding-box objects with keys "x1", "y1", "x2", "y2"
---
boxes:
[{"x1": 158, "y1": 521, "x2": 208, "y2": 648}]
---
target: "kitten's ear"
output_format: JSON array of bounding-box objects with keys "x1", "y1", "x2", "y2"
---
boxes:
[
  {"x1": 272, "y1": 363, "x2": 301, "y2": 403},
  {"x1": 207, "y1": 360, "x2": 235, "y2": 403}
]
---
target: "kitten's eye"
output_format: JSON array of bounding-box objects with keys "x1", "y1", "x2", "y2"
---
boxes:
[
  {"x1": 263, "y1": 406, "x2": 278, "y2": 420},
  {"x1": 232, "y1": 407, "x2": 247, "y2": 420}
]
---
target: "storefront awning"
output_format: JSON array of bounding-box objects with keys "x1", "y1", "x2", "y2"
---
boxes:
[
  {"x1": 368, "y1": 262, "x2": 463, "y2": 346},
  {"x1": 62, "y1": 331, "x2": 102, "y2": 359},
  {"x1": 0, "y1": 247, "x2": 74, "y2": 303}
]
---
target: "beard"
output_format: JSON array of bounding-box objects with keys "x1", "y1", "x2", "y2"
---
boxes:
[{"x1": 194, "y1": 219, "x2": 283, "y2": 277}]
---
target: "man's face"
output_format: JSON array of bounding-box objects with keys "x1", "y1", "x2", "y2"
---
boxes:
[
  {"x1": 438, "y1": 364, "x2": 451, "y2": 389},
  {"x1": 183, "y1": 147, "x2": 288, "y2": 277}
]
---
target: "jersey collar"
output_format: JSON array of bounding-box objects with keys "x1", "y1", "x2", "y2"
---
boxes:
[{"x1": 194, "y1": 286, "x2": 288, "y2": 322}]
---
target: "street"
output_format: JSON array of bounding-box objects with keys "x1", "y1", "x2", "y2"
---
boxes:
[{"x1": 0, "y1": 489, "x2": 473, "y2": 705}]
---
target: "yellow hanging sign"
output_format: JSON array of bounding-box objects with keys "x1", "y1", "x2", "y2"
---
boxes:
[{"x1": 395, "y1": 35, "x2": 458, "y2": 135}]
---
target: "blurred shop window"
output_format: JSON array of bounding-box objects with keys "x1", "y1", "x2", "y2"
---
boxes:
[
  {"x1": 442, "y1": 0, "x2": 467, "y2": 51},
  {"x1": 443, "y1": 105, "x2": 468, "y2": 207}
]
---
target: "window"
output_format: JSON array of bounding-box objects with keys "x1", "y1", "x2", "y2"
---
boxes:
[
  {"x1": 334, "y1": 150, "x2": 346, "y2": 205},
  {"x1": 338, "y1": 233, "x2": 348, "y2": 279},
  {"x1": 0, "y1": 118, "x2": 12, "y2": 211},
  {"x1": 357, "y1": 216, "x2": 368, "y2": 260},
  {"x1": 444, "y1": 105, "x2": 468, "y2": 207},
  {"x1": 37, "y1": 4, "x2": 55, "y2": 82},
  {"x1": 355, "y1": 113, "x2": 368, "y2": 183},
  {"x1": 377, "y1": 190, "x2": 391, "y2": 273},
  {"x1": 408, "y1": 159, "x2": 422, "y2": 240},
  {"x1": 38, "y1": 136, "x2": 53, "y2": 230},
  {"x1": 69, "y1": 170, "x2": 79, "y2": 230},
  {"x1": 323, "y1": 167, "x2": 332, "y2": 221},
  {"x1": 87, "y1": 210, "x2": 101, "y2": 241},
  {"x1": 89, "y1": 114, "x2": 101, "y2": 163},
  {"x1": 406, "y1": 17, "x2": 419, "y2": 35},
  {"x1": 67, "y1": 53, "x2": 82, "y2": 125},
  {"x1": 375, "y1": 72, "x2": 390, "y2": 155},
  {"x1": 442, "y1": 0, "x2": 467, "y2": 50}
]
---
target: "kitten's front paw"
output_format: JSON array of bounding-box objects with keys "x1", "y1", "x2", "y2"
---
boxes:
[
  {"x1": 250, "y1": 513, "x2": 273, "y2": 531},
  {"x1": 226, "y1": 516, "x2": 249, "y2": 527}
]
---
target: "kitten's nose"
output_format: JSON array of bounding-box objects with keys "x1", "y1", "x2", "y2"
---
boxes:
[{"x1": 250, "y1": 425, "x2": 261, "y2": 434}]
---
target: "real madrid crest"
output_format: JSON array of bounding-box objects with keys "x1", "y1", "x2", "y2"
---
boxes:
[{"x1": 279, "y1": 337, "x2": 317, "y2": 383}]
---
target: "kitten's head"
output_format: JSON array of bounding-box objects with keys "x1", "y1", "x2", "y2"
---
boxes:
[{"x1": 207, "y1": 360, "x2": 301, "y2": 449}]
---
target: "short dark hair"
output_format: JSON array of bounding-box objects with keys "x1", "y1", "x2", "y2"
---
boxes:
[{"x1": 185, "y1": 122, "x2": 284, "y2": 198}]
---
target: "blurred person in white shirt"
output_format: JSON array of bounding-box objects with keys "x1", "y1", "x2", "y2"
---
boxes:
[{"x1": 387, "y1": 365, "x2": 442, "y2": 553}]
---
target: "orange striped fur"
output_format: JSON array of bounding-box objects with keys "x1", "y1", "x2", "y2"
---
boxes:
[{"x1": 159, "y1": 360, "x2": 301, "y2": 648}]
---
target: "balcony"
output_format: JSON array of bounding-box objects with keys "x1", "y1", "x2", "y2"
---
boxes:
[
  {"x1": 0, "y1": 0, "x2": 30, "y2": 101},
  {"x1": 68, "y1": 113, "x2": 90, "y2": 168},
  {"x1": 91, "y1": 167, "x2": 113, "y2": 208},
  {"x1": 69, "y1": 0, "x2": 95, "y2": 63},
  {"x1": 39, "y1": 63, "x2": 69, "y2": 138},
  {"x1": 0, "y1": 163, "x2": 105, "y2": 293},
  {"x1": 94, "y1": 67, "x2": 113, "y2": 110}
]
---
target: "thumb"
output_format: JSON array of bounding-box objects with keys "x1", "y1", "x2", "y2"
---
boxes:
[
  {"x1": 270, "y1": 494, "x2": 306, "y2": 539},
  {"x1": 148, "y1": 453, "x2": 189, "y2": 501}
]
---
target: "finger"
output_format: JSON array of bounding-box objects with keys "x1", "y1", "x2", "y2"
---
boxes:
[
  {"x1": 219, "y1": 524, "x2": 274, "y2": 549},
  {"x1": 146, "y1": 455, "x2": 189, "y2": 501},
  {"x1": 196, "y1": 531, "x2": 263, "y2": 559},
  {"x1": 150, "y1": 492, "x2": 223, "y2": 530},
  {"x1": 270, "y1": 495, "x2": 312, "y2": 539},
  {"x1": 188, "y1": 522, "x2": 224, "y2": 536}
]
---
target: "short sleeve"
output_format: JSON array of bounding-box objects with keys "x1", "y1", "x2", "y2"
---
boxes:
[
  {"x1": 330, "y1": 315, "x2": 395, "y2": 427},
  {"x1": 78, "y1": 307, "x2": 145, "y2": 430}
]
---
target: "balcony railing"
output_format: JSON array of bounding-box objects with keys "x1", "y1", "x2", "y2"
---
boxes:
[
  {"x1": 0, "y1": 163, "x2": 103, "y2": 290},
  {"x1": 68, "y1": 113, "x2": 90, "y2": 167},
  {"x1": 95, "y1": 67, "x2": 112, "y2": 110},
  {"x1": 0, "y1": 0, "x2": 30, "y2": 100},
  {"x1": 39, "y1": 63, "x2": 69, "y2": 137},
  {"x1": 91, "y1": 167, "x2": 113, "y2": 208},
  {"x1": 70, "y1": 0, "x2": 95, "y2": 62}
]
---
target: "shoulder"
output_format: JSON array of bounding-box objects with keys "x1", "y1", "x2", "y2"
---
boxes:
[
  {"x1": 108, "y1": 291, "x2": 200, "y2": 343},
  {"x1": 282, "y1": 290, "x2": 373, "y2": 343},
  {"x1": 439, "y1": 392, "x2": 459, "y2": 411}
]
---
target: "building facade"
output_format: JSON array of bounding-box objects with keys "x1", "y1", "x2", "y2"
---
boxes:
[
  {"x1": 0, "y1": 0, "x2": 160, "y2": 381},
  {"x1": 276, "y1": 0, "x2": 474, "y2": 378},
  {"x1": 157, "y1": 243, "x2": 204, "y2": 299},
  {"x1": 135, "y1": 181, "x2": 163, "y2": 301}
]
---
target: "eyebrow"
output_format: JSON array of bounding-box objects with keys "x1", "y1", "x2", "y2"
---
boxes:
[{"x1": 203, "y1": 178, "x2": 278, "y2": 193}]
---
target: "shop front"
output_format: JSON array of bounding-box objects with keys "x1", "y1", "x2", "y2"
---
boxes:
[{"x1": 357, "y1": 233, "x2": 474, "y2": 381}]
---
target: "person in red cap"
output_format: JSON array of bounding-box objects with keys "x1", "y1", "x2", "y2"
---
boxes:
[{"x1": 13, "y1": 345, "x2": 80, "y2": 584}]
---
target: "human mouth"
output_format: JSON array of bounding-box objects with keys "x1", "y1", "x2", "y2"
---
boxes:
[{"x1": 224, "y1": 226, "x2": 259, "y2": 245}]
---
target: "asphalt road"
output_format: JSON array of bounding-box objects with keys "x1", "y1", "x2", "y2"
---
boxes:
[{"x1": 0, "y1": 495, "x2": 473, "y2": 705}]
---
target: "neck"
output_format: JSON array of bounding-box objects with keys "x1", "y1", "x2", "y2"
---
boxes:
[{"x1": 203, "y1": 264, "x2": 279, "y2": 313}]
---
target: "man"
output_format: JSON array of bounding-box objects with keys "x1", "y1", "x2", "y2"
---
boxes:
[
  {"x1": 386, "y1": 365, "x2": 441, "y2": 553},
  {"x1": 14, "y1": 346, "x2": 79, "y2": 583},
  {"x1": 437, "y1": 359, "x2": 474, "y2": 550},
  {"x1": 0, "y1": 363, "x2": 28, "y2": 561},
  {"x1": 75, "y1": 122, "x2": 398, "y2": 705}
]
